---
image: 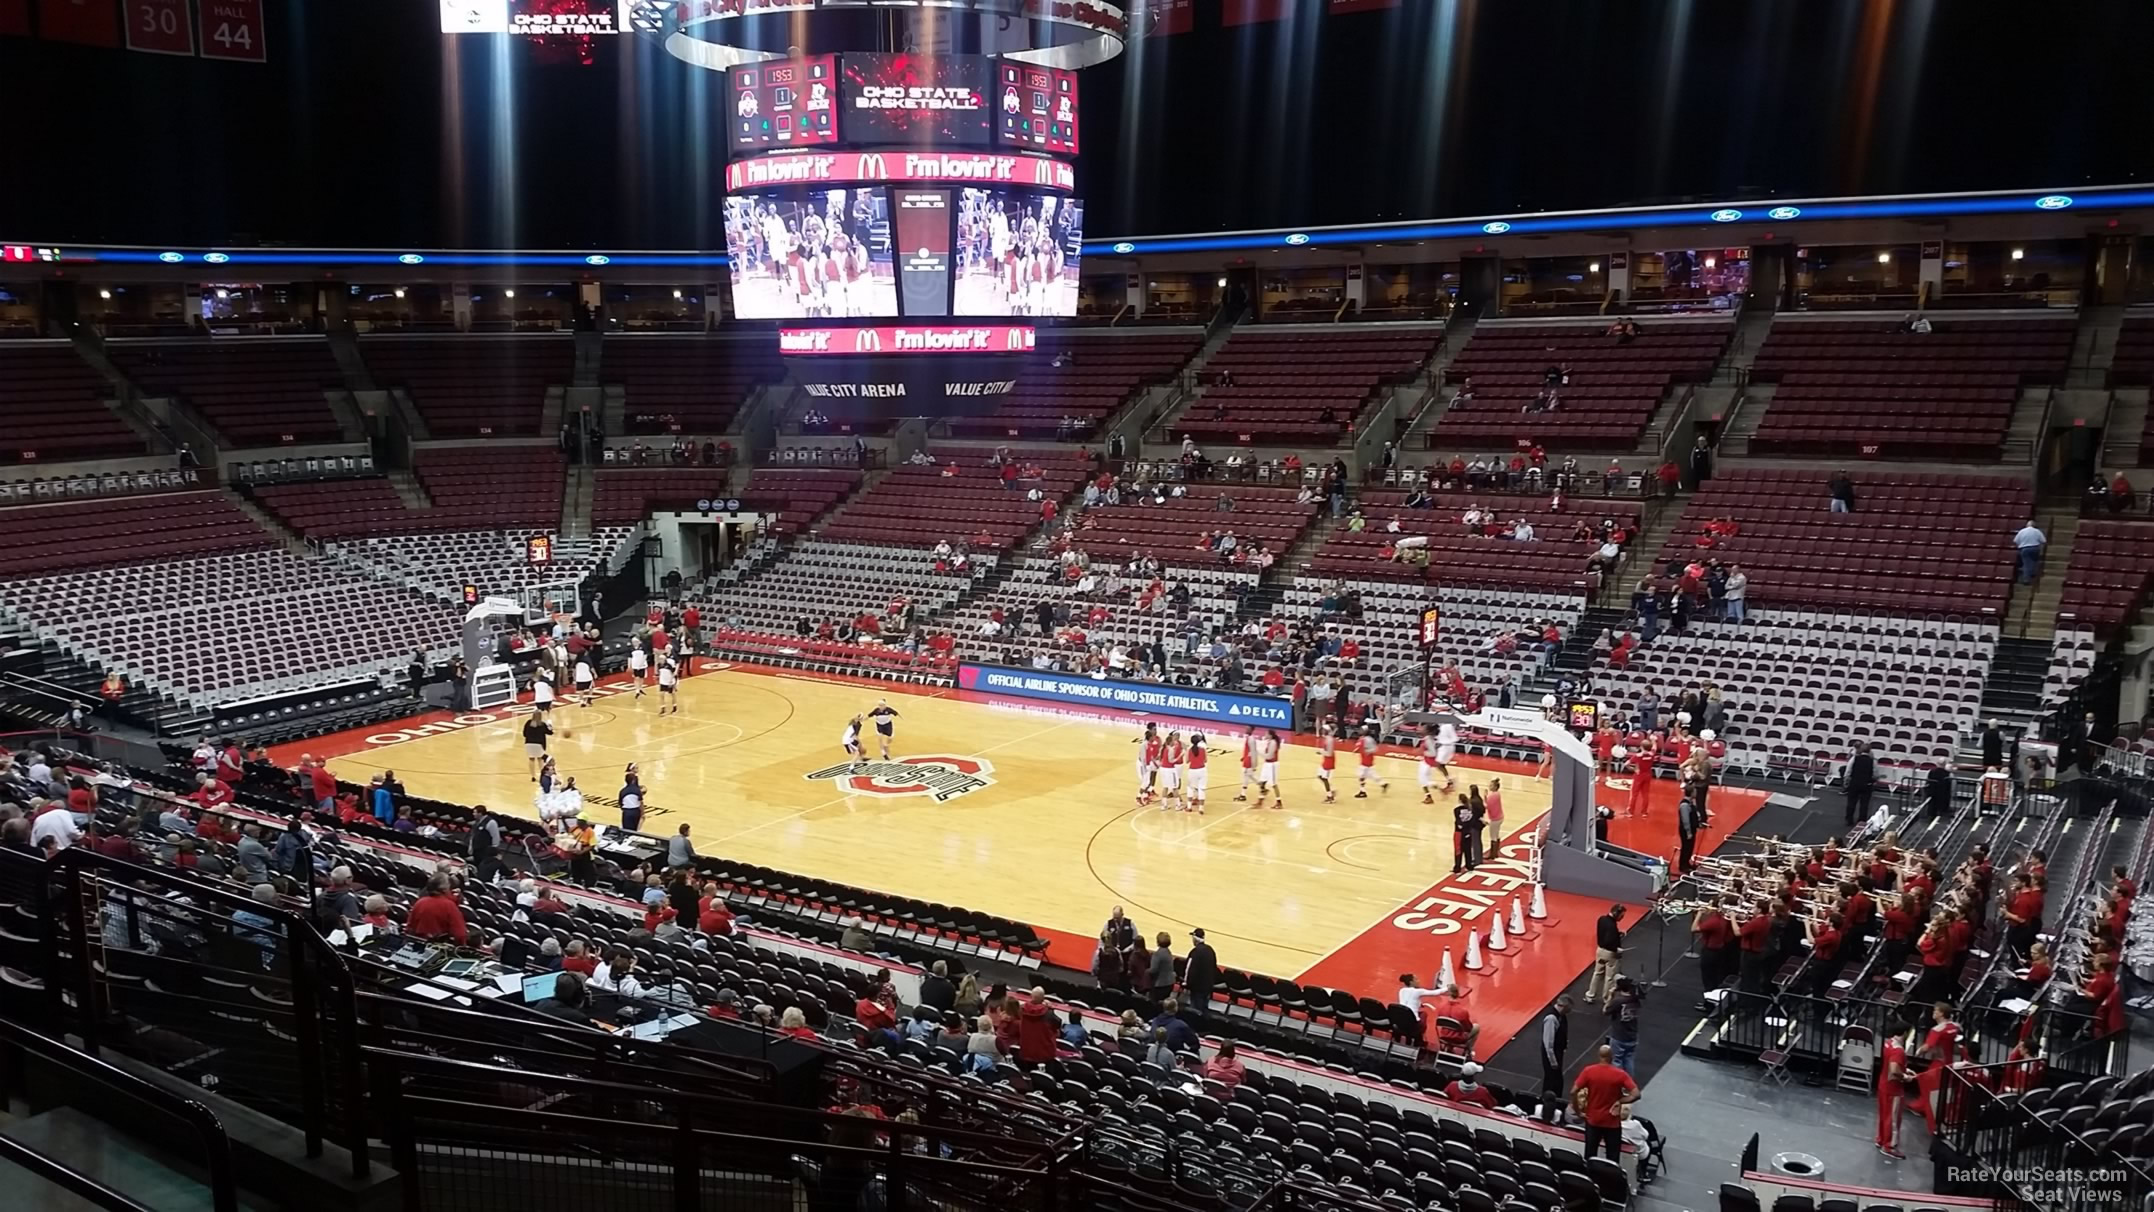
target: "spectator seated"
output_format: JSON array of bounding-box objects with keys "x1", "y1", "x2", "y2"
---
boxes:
[
  {"x1": 362, "y1": 336, "x2": 572, "y2": 436},
  {"x1": 1583, "y1": 611, "x2": 1996, "y2": 771},
  {"x1": 1307, "y1": 490, "x2": 1640, "y2": 595},
  {"x1": 1173, "y1": 327, "x2": 1441, "y2": 446},
  {"x1": 1276, "y1": 581, "x2": 1587, "y2": 709},
  {"x1": 106, "y1": 337, "x2": 346, "y2": 445},
  {"x1": 944, "y1": 332, "x2": 1201, "y2": 441},
  {"x1": 816, "y1": 453, "x2": 1090, "y2": 552},
  {"x1": 412, "y1": 446, "x2": 566, "y2": 529},
  {"x1": 604, "y1": 336, "x2": 783, "y2": 435},
  {"x1": 1434, "y1": 318, "x2": 1732, "y2": 451},
  {"x1": 947, "y1": 555, "x2": 1253, "y2": 677},
  {"x1": 1658, "y1": 470, "x2": 2029, "y2": 615},
  {"x1": 1748, "y1": 316, "x2": 2074, "y2": 459},
  {"x1": 0, "y1": 341, "x2": 148, "y2": 462},
  {"x1": 1064, "y1": 485, "x2": 1319, "y2": 566}
]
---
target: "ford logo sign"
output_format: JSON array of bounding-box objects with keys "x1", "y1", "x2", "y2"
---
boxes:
[
  {"x1": 398, "y1": 254, "x2": 425, "y2": 265},
  {"x1": 158, "y1": 252, "x2": 184, "y2": 264},
  {"x1": 1481, "y1": 221, "x2": 1511, "y2": 235},
  {"x1": 585, "y1": 254, "x2": 611, "y2": 266},
  {"x1": 2035, "y1": 194, "x2": 2072, "y2": 210},
  {"x1": 1767, "y1": 206, "x2": 1801, "y2": 221},
  {"x1": 1284, "y1": 233, "x2": 1310, "y2": 246},
  {"x1": 203, "y1": 252, "x2": 230, "y2": 264},
  {"x1": 1710, "y1": 209, "x2": 1742, "y2": 223},
  {"x1": 1111, "y1": 242, "x2": 1136, "y2": 254}
]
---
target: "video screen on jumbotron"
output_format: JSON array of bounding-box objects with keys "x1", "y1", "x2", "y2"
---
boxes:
[
  {"x1": 994, "y1": 61, "x2": 1080, "y2": 155},
  {"x1": 842, "y1": 54, "x2": 990, "y2": 147},
  {"x1": 722, "y1": 188, "x2": 898, "y2": 320},
  {"x1": 954, "y1": 188, "x2": 1083, "y2": 317},
  {"x1": 730, "y1": 56, "x2": 840, "y2": 150}
]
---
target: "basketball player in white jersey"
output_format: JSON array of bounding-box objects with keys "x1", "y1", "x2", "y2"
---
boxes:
[
  {"x1": 1418, "y1": 725, "x2": 1458, "y2": 803},
  {"x1": 1156, "y1": 730, "x2": 1185, "y2": 811},
  {"x1": 1355, "y1": 723, "x2": 1390, "y2": 797},
  {"x1": 841, "y1": 714, "x2": 865, "y2": 770},
  {"x1": 572, "y1": 654, "x2": 595, "y2": 708},
  {"x1": 655, "y1": 657, "x2": 679, "y2": 715},
  {"x1": 1185, "y1": 733, "x2": 1209, "y2": 814},
  {"x1": 628, "y1": 640, "x2": 649, "y2": 697},
  {"x1": 1134, "y1": 722, "x2": 1161, "y2": 806},
  {"x1": 1251, "y1": 728, "x2": 1284, "y2": 810},
  {"x1": 987, "y1": 205, "x2": 1011, "y2": 307}
]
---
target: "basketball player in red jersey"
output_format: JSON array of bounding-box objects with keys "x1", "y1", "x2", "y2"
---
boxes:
[
  {"x1": 1185, "y1": 733, "x2": 1209, "y2": 814},
  {"x1": 1234, "y1": 728, "x2": 1258, "y2": 802},
  {"x1": 1134, "y1": 723, "x2": 1161, "y2": 806},
  {"x1": 1627, "y1": 744, "x2": 1654, "y2": 818},
  {"x1": 1250, "y1": 729, "x2": 1285, "y2": 810},
  {"x1": 1316, "y1": 719, "x2": 1339, "y2": 803},
  {"x1": 1875, "y1": 1030, "x2": 1909, "y2": 1159},
  {"x1": 1355, "y1": 724, "x2": 1390, "y2": 798},
  {"x1": 1158, "y1": 731, "x2": 1186, "y2": 811}
]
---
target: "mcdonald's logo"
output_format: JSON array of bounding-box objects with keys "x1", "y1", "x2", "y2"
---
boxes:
[
  {"x1": 859, "y1": 153, "x2": 889, "y2": 179},
  {"x1": 1033, "y1": 159, "x2": 1059, "y2": 187},
  {"x1": 726, "y1": 163, "x2": 743, "y2": 190},
  {"x1": 853, "y1": 329, "x2": 883, "y2": 353},
  {"x1": 1006, "y1": 328, "x2": 1031, "y2": 350}
]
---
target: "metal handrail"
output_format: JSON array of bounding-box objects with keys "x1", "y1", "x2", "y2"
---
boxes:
[{"x1": 0, "y1": 1018, "x2": 241, "y2": 1212}]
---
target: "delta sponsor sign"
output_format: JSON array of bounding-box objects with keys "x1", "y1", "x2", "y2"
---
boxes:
[
  {"x1": 957, "y1": 663, "x2": 1293, "y2": 729},
  {"x1": 779, "y1": 325, "x2": 1036, "y2": 356},
  {"x1": 726, "y1": 151, "x2": 1074, "y2": 192}
]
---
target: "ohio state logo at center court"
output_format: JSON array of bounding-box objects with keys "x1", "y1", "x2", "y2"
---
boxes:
[{"x1": 805, "y1": 755, "x2": 995, "y2": 802}]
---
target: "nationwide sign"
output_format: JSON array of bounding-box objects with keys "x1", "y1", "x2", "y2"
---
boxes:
[
  {"x1": 726, "y1": 151, "x2": 1075, "y2": 193},
  {"x1": 778, "y1": 326, "x2": 1037, "y2": 356}
]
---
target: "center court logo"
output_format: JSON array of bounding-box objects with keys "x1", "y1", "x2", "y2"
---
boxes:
[{"x1": 805, "y1": 755, "x2": 996, "y2": 802}]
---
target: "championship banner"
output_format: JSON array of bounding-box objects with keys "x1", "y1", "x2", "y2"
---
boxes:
[
  {"x1": 1221, "y1": 0, "x2": 1291, "y2": 26},
  {"x1": 960, "y1": 664, "x2": 1295, "y2": 729},
  {"x1": 38, "y1": 0, "x2": 121, "y2": 46},
  {"x1": 1135, "y1": 0, "x2": 1190, "y2": 35},
  {"x1": 124, "y1": 0, "x2": 193, "y2": 55}
]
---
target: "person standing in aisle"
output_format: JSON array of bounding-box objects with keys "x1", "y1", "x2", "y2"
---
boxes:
[
  {"x1": 1587, "y1": 904, "x2": 1626, "y2": 1002},
  {"x1": 1537, "y1": 995, "x2": 1572, "y2": 1123}
]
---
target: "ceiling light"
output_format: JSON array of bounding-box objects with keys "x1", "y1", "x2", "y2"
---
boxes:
[
  {"x1": 215, "y1": 288, "x2": 229, "y2": 299},
  {"x1": 393, "y1": 288, "x2": 406, "y2": 299},
  {"x1": 1588, "y1": 262, "x2": 1600, "y2": 273},
  {"x1": 2010, "y1": 248, "x2": 2025, "y2": 261},
  {"x1": 98, "y1": 289, "x2": 112, "y2": 300},
  {"x1": 505, "y1": 289, "x2": 516, "y2": 299},
  {"x1": 1876, "y1": 252, "x2": 1891, "y2": 264},
  {"x1": 672, "y1": 289, "x2": 683, "y2": 299}
]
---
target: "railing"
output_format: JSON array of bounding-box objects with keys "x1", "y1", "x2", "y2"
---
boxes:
[
  {"x1": 0, "y1": 1018, "x2": 241, "y2": 1212},
  {"x1": 0, "y1": 843, "x2": 373, "y2": 1179},
  {"x1": 1934, "y1": 1064, "x2": 2151, "y2": 1211},
  {"x1": 367, "y1": 1048, "x2": 1070, "y2": 1212}
]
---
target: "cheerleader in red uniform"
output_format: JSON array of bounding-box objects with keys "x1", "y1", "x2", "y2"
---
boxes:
[{"x1": 1875, "y1": 1030, "x2": 1910, "y2": 1158}]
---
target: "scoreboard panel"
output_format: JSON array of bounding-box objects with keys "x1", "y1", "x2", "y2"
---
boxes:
[
  {"x1": 729, "y1": 56, "x2": 841, "y2": 150},
  {"x1": 994, "y1": 61, "x2": 1080, "y2": 155}
]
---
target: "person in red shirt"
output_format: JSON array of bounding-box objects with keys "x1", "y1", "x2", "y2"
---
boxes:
[
  {"x1": 1572, "y1": 1044, "x2": 1639, "y2": 1160},
  {"x1": 854, "y1": 994, "x2": 898, "y2": 1036},
  {"x1": 1014, "y1": 988, "x2": 1058, "y2": 1065},
  {"x1": 1805, "y1": 917, "x2": 1844, "y2": 995},
  {"x1": 1626, "y1": 748, "x2": 1653, "y2": 819},
  {"x1": 1339, "y1": 638, "x2": 1361, "y2": 662},
  {"x1": 1442, "y1": 1061, "x2": 1498, "y2": 1110},
  {"x1": 191, "y1": 772, "x2": 234, "y2": 813},
  {"x1": 404, "y1": 875, "x2": 469, "y2": 945},
  {"x1": 681, "y1": 605, "x2": 700, "y2": 638},
  {"x1": 89, "y1": 819, "x2": 141, "y2": 863},
  {"x1": 1655, "y1": 461, "x2": 1680, "y2": 497},
  {"x1": 2082, "y1": 954, "x2": 2125, "y2": 1037},
  {"x1": 643, "y1": 905, "x2": 676, "y2": 934},
  {"x1": 1424, "y1": 985, "x2": 1478, "y2": 1059},
  {"x1": 1693, "y1": 900, "x2": 1736, "y2": 991},
  {"x1": 217, "y1": 741, "x2": 246, "y2": 784},
  {"x1": 1040, "y1": 497, "x2": 1058, "y2": 522},
  {"x1": 1261, "y1": 667, "x2": 1285, "y2": 690},
  {"x1": 1736, "y1": 899, "x2": 1772, "y2": 991},
  {"x1": 2002, "y1": 872, "x2": 2045, "y2": 959},
  {"x1": 560, "y1": 940, "x2": 599, "y2": 976},
  {"x1": 1200, "y1": 1042, "x2": 1247, "y2": 1090},
  {"x1": 779, "y1": 1007, "x2": 819, "y2": 1039},
  {"x1": 1875, "y1": 1031, "x2": 1910, "y2": 1158},
  {"x1": 699, "y1": 891, "x2": 735, "y2": 935},
  {"x1": 304, "y1": 759, "x2": 337, "y2": 812},
  {"x1": 2113, "y1": 866, "x2": 2138, "y2": 903}
]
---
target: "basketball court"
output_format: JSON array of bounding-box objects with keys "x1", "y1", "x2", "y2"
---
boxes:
[{"x1": 285, "y1": 664, "x2": 1767, "y2": 1057}]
